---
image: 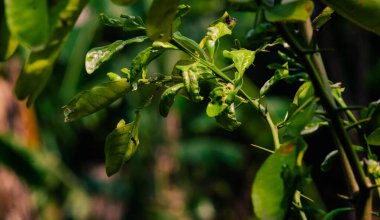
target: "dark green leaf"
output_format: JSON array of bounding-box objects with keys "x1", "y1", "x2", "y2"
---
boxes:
[
  {"x1": 0, "y1": 3, "x2": 18, "y2": 61},
  {"x1": 63, "y1": 79, "x2": 131, "y2": 122},
  {"x1": 322, "y1": 208, "x2": 353, "y2": 220},
  {"x1": 368, "y1": 127, "x2": 380, "y2": 146},
  {"x1": 227, "y1": 0, "x2": 259, "y2": 12},
  {"x1": 15, "y1": 0, "x2": 87, "y2": 105},
  {"x1": 99, "y1": 13, "x2": 145, "y2": 31},
  {"x1": 246, "y1": 22, "x2": 278, "y2": 47},
  {"x1": 301, "y1": 121, "x2": 328, "y2": 135},
  {"x1": 172, "y1": 4, "x2": 191, "y2": 32},
  {"x1": 321, "y1": 146, "x2": 364, "y2": 172},
  {"x1": 172, "y1": 32, "x2": 208, "y2": 60},
  {"x1": 146, "y1": 0, "x2": 180, "y2": 41},
  {"x1": 215, "y1": 104, "x2": 241, "y2": 131},
  {"x1": 130, "y1": 47, "x2": 164, "y2": 82},
  {"x1": 159, "y1": 83, "x2": 184, "y2": 117},
  {"x1": 4, "y1": 0, "x2": 49, "y2": 49},
  {"x1": 105, "y1": 113, "x2": 140, "y2": 176},
  {"x1": 252, "y1": 143, "x2": 297, "y2": 220},
  {"x1": 265, "y1": 0, "x2": 314, "y2": 22},
  {"x1": 323, "y1": 0, "x2": 380, "y2": 36},
  {"x1": 312, "y1": 6, "x2": 334, "y2": 30},
  {"x1": 361, "y1": 99, "x2": 380, "y2": 119},
  {"x1": 86, "y1": 37, "x2": 147, "y2": 74}
]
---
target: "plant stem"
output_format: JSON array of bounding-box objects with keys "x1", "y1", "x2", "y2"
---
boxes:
[{"x1": 279, "y1": 20, "x2": 372, "y2": 220}]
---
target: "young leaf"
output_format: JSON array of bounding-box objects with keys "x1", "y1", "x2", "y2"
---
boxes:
[
  {"x1": 130, "y1": 47, "x2": 164, "y2": 82},
  {"x1": 159, "y1": 83, "x2": 184, "y2": 117},
  {"x1": 63, "y1": 79, "x2": 131, "y2": 122},
  {"x1": 252, "y1": 142, "x2": 297, "y2": 220},
  {"x1": 4, "y1": 0, "x2": 49, "y2": 49},
  {"x1": 368, "y1": 127, "x2": 380, "y2": 146},
  {"x1": 223, "y1": 49, "x2": 256, "y2": 77},
  {"x1": 215, "y1": 104, "x2": 241, "y2": 131},
  {"x1": 312, "y1": 6, "x2": 334, "y2": 30},
  {"x1": 176, "y1": 62, "x2": 211, "y2": 102},
  {"x1": 105, "y1": 113, "x2": 140, "y2": 177},
  {"x1": 146, "y1": 0, "x2": 180, "y2": 41},
  {"x1": 172, "y1": 32, "x2": 208, "y2": 60},
  {"x1": 265, "y1": 0, "x2": 314, "y2": 22},
  {"x1": 260, "y1": 62, "x2": 289, "y2": 97},
  {"x1": 200, "y1": 12, "x2": 236, "y2": 59},
  {"x1": 86, "y1": 37, "x2": 148, "y2": 74}
]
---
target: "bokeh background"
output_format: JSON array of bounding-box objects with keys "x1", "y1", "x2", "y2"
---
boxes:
[{"x1": 1, "y1": 0, "x2": 380, "y2": 219}]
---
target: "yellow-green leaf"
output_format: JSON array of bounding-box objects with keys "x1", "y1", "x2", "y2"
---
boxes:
[
  {"x1": 368, "y1": 127, "x2": 380, "y2": 146},
  {"x1": 4, "y1": 0, "x2": 49, "y2": 49}
]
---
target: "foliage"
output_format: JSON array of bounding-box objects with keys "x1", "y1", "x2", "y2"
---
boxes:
[{"x1": 2, "y1": 0, "x2": 380, "y2": 219}]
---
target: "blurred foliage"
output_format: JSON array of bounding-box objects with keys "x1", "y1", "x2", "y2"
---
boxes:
[{"x1": 1, "y1": 0, "x2": 380, "y2": 219}]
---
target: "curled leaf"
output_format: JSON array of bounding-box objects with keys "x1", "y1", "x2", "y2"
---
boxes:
[
  {"x1": 0, "y1": 6, "x2": 19, "y2": 61},
  {"x1": 105, "y1": 113, "x2": 140, "y2": 176},
  {"x1": 223, "y1": 49, "x2": 255, "y2": 77},
  {"x1": 172, "y1": 32, "x2": 208, "y2": 60},
  {"x1": 130, "y1": 47, "x2": 164, "y2": 83},
  {"x1": 215, "y1": 104, "x2": 241, "y2": 131},
  {"x1": 99, "y1": 13, "x2": 145, "y2": 31},
  {"x1": 159, "y1": 83, "x2": 184, "y2": 117},
  {"x1": 206, "y1": 84, "x2": 234, "y2": 117},
  {"x1": 86, "y1": 37, "x2": 148, "y2": 74},
  {"x1": 260, "y1": 62, "x2": 289, "y2": 97},
  {"x1": 63, "y1": 79, "x2": 131, "y2": 122}
]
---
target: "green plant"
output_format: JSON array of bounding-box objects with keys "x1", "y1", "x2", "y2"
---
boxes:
[{"x1": 3, "y1": 0, "x2": 380, "y2": 219}]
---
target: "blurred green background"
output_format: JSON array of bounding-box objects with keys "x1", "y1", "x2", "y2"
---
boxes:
[{"x1": 1, "y1": 0, "x2": 380, "y2": 219}]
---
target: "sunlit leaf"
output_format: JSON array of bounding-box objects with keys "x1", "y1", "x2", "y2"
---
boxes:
[
  {"x1": 4, "y1": 0, "x2": 49, "y2": 49},
  {"x1": 105, "y1": 113, "x2": 140, "y2": 176},
  {"x1": 215, "y1": 104, "x2": 241, "y2": 131},
  {"x1": 323, "y1": 0, "x2": 380, "y2": 36},
  {"x1": 265, "y1": 0, "x2": 314, "y2": 22},
  {"x1": 223, "y1": 49, "x2": 255, "y2": 77},
  {"x1": 368, "y1": 127, "x2": 380, "y2": 146},
  {"x1": 159, "y1": 83, "x2": 184, "y2": 117},
  {"x1": 172, "y1": 32, "x2": 208, "y2": 60},
  {"x1": 86, "y1": 37, "x2": 147, "y2": 74},
  {"x1": 252, "y1": 142, "x2": 297, "y2": 220},
  {"x1": 146, "y1": 0, "x2": 180, "y2": 41},
  {"x1": 200, "y1": 12, "x2": 236, "y2": 59},
  {"x1": 63, "y1": 79, "x2": 131, "y2": 122}
]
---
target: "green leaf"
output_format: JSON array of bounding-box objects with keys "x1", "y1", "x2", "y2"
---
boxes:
[
  {"x1": 146, "y1": 0, "x2": 180, "y2": 41},
  {"x1": 322, "y1": 208, "x2": 353, "y2": 220},
  {"x1": 172, "y1": 4, "x2": 191, "y2": 32},
  {"x1": 130, "y1": 47, "x2": 164, "y2": 82},
  {"x1": 215, "y1": 104, "x2": 241, "y2": 131},
  {"x1": 265, "y1": 0, "x2": 314, "y2": 22},
  {"x1": 228, "y1": 0, "x2": 259, "y2": 12},
  {"x1": 111, "y1": 0, "x2": 138, "y2": 6},
  {"x1": 252, "y1": 143, "x2": 297, "y2": 220},
  {"x1": 322, "y1": 0, "x2": 380, "y2": 36},
  {"x1": 260, "y1": 62, "x2": 289, "y2": 97},
  {"x1": 15, "y1": 0, "x2": 87, "y2": 106},
  {"x1": 321, "y1": 146, "x2": 364, "y2": 172},
  {"x1": 63, "y1": 79, "x2": 131, "y2": 122},
  {"x1": 100, "y1": 13, "x2": 145, "y2": 31},
  {"x1": 368, "y1": 127, "x2": 380, "y2": 146},
  {"x1": 223, "y1": 49, "x2": 256, "y2": 77},
  {"x1": 0, "y1": 3, "x2": 18, "y2": 61},
  {"x1": 200, "y1": 12, "x2": 236, "y2": 59},
  {"x1": 159, "y1": 83, "x2": 184, "y2": 117},
  {"x1": 4, "y1": 0, "x2": 49, "y2": 49},
  {"x1": 86, "y1": 37, "x2": 147, "y2": 74},
  {"x1": 105, "y1": 113, "x2": 140, "y2": 176},
  {"x1": 172, "y1": 32, "x2": 208, "y2": 60},
  {"x1": 312, "y1": 6, "x2": 334, "y2": 30},
  {"x1": 206, "y1": 84, "x2": 234, "y2": 117},
  {"x1": 176, "y1": 62, "x2": 211, "y2": 102}
]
